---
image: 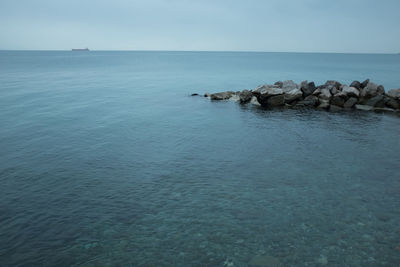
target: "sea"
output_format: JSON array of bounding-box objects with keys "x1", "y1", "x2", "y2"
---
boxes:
[{"x1": 0, "y1": 51, "x2": 400, "y2": 266}]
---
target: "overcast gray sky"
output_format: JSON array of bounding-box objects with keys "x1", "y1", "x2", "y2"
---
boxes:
[{"x1": 0, "y1": 0, "x2": 399, "y2": 53}]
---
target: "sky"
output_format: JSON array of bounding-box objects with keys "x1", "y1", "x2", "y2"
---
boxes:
[{"x1": 0, "y1": 0, "x2": 399, "y2": 53}]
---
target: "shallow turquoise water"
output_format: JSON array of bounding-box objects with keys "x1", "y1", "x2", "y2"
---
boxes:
[{"x1": 0, "y1": 51, "x2": 400, "y2": 266}]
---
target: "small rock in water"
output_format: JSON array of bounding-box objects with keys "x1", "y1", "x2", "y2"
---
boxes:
[
  {"x1": 316, "y1": 255, "x2": 328, "y2": 265},
  {"x1": 248, "y1": 255, "x2": 280, "y2": 267},
  {"x1": 191, "y1": 93, "x2": 199, "y2": 96},
  {"x1": 223, "y1": 258, "x2": 234, "y2": 267}
]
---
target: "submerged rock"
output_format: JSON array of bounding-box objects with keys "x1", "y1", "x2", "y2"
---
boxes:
[
  {"x1": 249, "y1": 255, "x2": 280, "y2": 267},
  {"x1": 316, "y1": 255, "x2": 328, "y2": 265}
]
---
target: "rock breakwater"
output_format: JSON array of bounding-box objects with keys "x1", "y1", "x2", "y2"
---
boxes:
[{"x1": 204, "y1": 79, "x2": 400, "y2": 112}]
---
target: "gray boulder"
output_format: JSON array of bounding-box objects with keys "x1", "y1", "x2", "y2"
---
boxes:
[
  {"x1": 361, "y1": 79, "x2": 370, "y2": 89},
  {"x1": 312, "y1": 88, "x2": 322, "y2": 96},
  {"x1": 366, "y1": 95, "x2": 385, "y2": 107},
  {"x1": 331, "y1": 93, "x2": 347, "y2": 107},
  {"x1": 253, "y1": 85, "x2": 281, "y2": 96},
  {"x1": 318, "y1": 88, "x2": 332, "y2": 101},
  {"x1": 266, "y1": 94, "x2": 285, "y2": 107},
  {"x1": 385, "y1": 97, "x2": 400, "y2": 110},
  {"x1": 297, "y1": 95, "x2": 319, "y2": 107},
  {"x1": 256, "y1": 86, "x2": 284, "y2": 106},
  {"x1": 252, "y1": 85, "x2": 284, "y2": 106},
  {"x1": 325, "y1": 80, "x2": 342, "y2": 89},
  {"x1": 360, "y1": 82, "x2": 383, "y2": 99},
  {"x1": 210, "y1": 91, "x2": 235, "y2": 100},
  {"x1": 343, "y1": 97, "x2": 358, "y2": 108},
  {"x1": 229, "y1": 94, "x2": 240, "y2": 102},
  {"x1": 342, "y1": 86, "x2": 360, "y2": 98},
  {"x1": 330, "y1": 87, "x2": 339, "y2": 95},
  {"x1": 377, "y1": 85, "x2": 385, "y2": 94},
  {"x1": 274, "y1": 81, "x2": 283, "y2": 88},
  {"x1": 388, "y1": 88, "x2": 400, "y2": 99},
  {"x1": 284, "y1": 89, "x2": 303, "y2": 103},
  {"x1": 350, "y1": 81, "x2": 361, "y2": 90},
  {"x1": 300, "y1": 81, "x2": 316, "y2": 97},
  {"x1": 239, "y1": 90, "x2": 253, "y2": 104},
  {"x1": 282, "y1": 80, "x2": 299, "y2": 93},
  {"x1": 204, "y1": 92, "x2": 210, "y2": 97}
]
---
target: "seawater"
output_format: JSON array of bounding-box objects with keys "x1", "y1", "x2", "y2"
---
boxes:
[{"x1": 0, "y1": 51, "x2": 400, "y2": 266}]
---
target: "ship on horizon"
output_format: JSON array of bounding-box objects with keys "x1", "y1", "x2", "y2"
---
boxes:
[{"x1": 71, "y1": 48, "x2": 89, "y2": 51}]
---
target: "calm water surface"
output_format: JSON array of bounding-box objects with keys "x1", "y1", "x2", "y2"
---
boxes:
[{"x1": 0, "y1": 51, "x2": 400, "y2": 266}]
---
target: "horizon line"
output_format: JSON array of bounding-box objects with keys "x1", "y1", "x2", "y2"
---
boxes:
[{"x1": 0, "y1": 49, "x2": 398, "y2": 55}]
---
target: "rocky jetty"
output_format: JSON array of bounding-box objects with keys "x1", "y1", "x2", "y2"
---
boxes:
[{"x1": 203, "y1": 79, "x2": 400, "y2": 112}]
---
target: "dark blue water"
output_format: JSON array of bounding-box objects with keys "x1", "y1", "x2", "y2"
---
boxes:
[{"x1": 1, "y1": 51, "x2": 400, "y2": 266}]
